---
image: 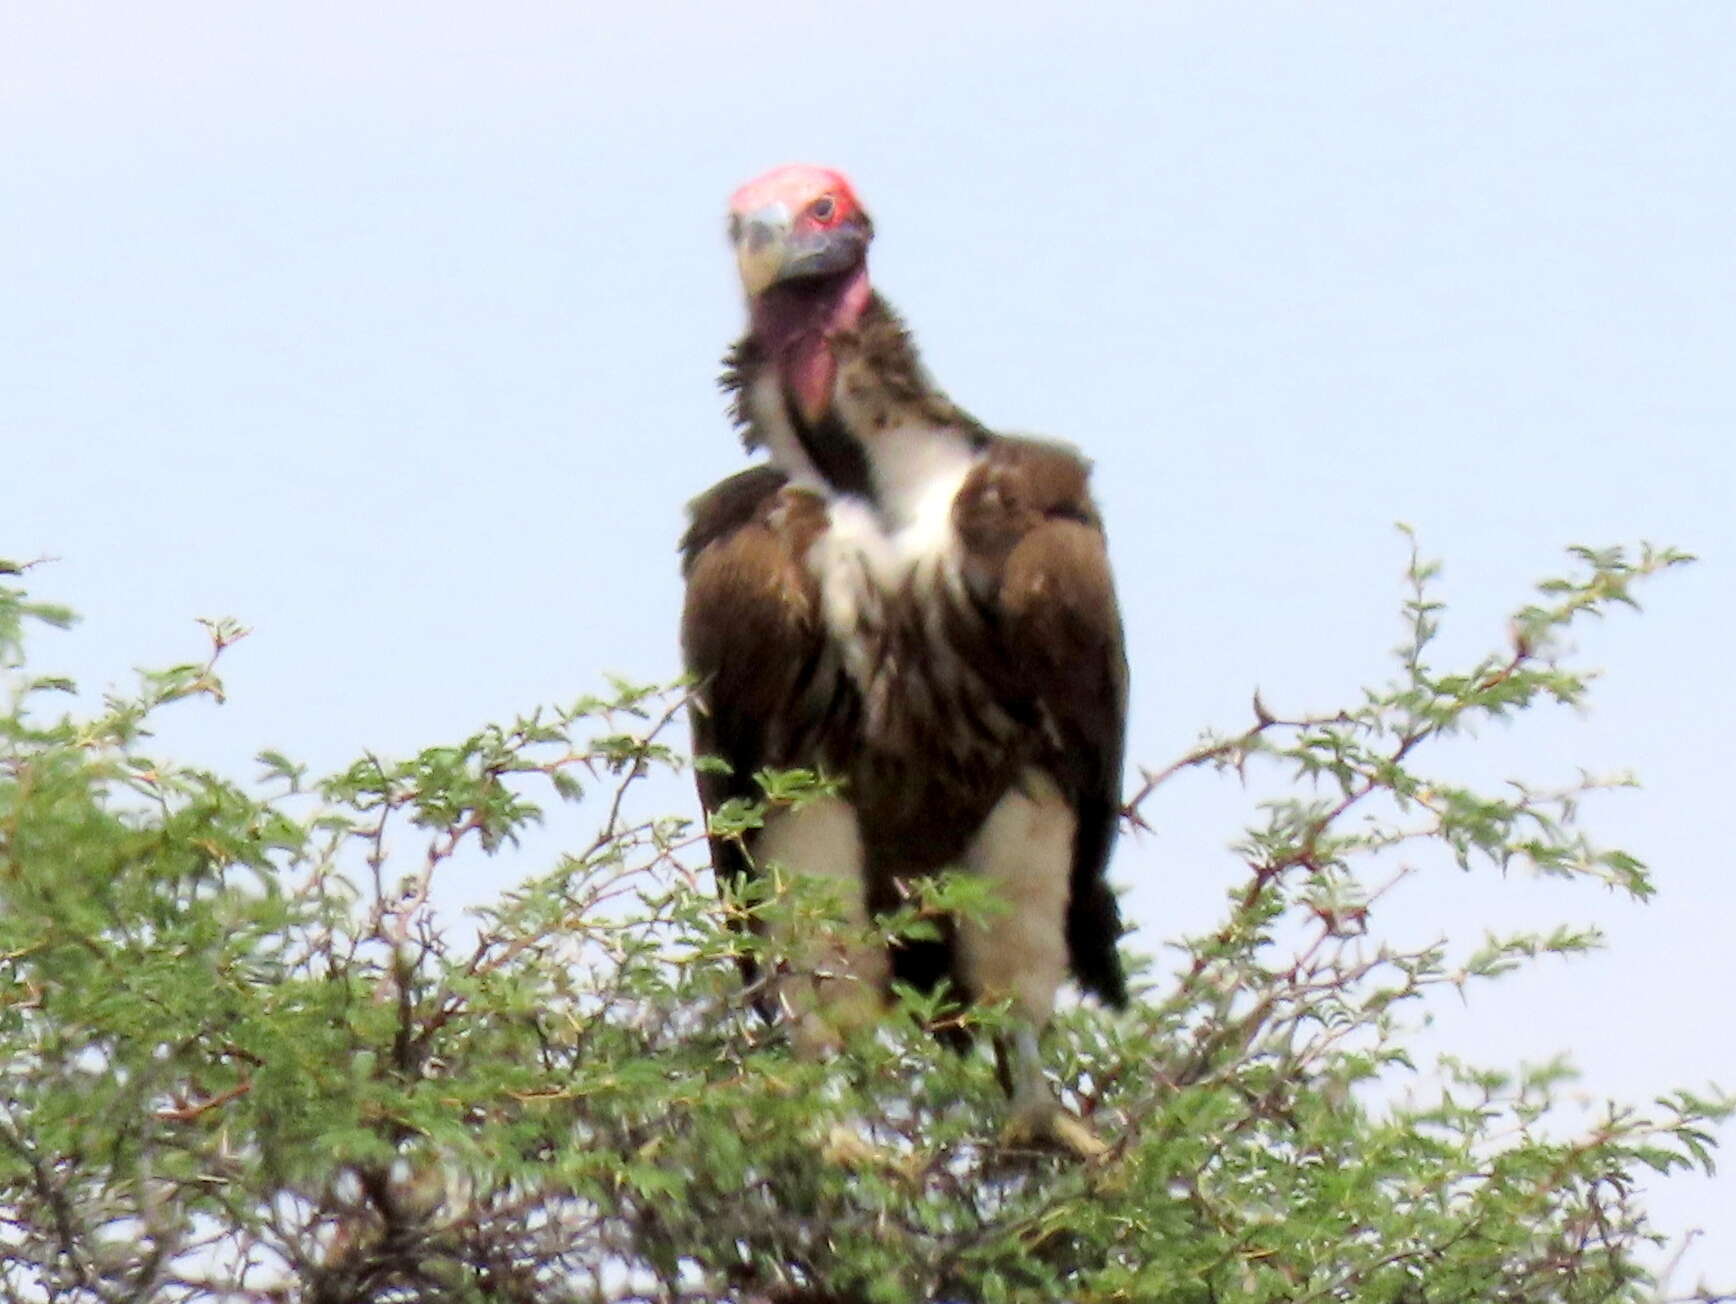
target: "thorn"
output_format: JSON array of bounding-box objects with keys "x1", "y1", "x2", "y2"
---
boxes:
[{"x1": 1252, "y1": 690, "x2": 1274, "y2": 726}]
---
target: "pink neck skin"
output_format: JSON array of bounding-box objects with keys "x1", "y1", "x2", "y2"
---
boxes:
[{"x1": 747, "y1": 264, "x2": 872, "y2": 429}]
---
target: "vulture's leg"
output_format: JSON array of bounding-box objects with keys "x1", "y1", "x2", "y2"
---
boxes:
[
  {"x1": 959, "y1": 772, "x2": 1107, "y2": 1159},
  {"x1": 753, "y1": 794, "x2": 896, "y2": 1168},
  {"x1": 753, "y1": 794, "x2": 887, "y2": 1057}
]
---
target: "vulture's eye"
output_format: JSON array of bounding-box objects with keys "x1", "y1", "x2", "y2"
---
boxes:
[{"x1": 810, "y1": 195, "x2": 837, "y2": 222}]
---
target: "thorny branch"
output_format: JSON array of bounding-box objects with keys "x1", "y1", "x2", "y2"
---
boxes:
[{"x1": 0, "y1": 541, "x2": 1719, "y2": 1301}]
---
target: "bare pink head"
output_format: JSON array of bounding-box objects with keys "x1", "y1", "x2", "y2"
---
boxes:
[
  {"x1": 727, "y1": 164, "x2": 875, "y2": 425},
  {"x1": 728, "y1": 164, "x2": 872, "y2": 298}
]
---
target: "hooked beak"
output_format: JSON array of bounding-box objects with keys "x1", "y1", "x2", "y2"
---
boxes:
[{"x1": 733, "y1": 203, "x2": 868, "y2": 298}]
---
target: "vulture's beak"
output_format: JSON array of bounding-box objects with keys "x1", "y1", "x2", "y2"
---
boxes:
[{"x1": 734, "y1": 204, "x2": 868, "y2": 298}]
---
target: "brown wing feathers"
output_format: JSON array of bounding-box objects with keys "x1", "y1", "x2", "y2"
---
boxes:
[
  {"x1": 956, "y1": 441, "x2": 1129, "y2": 1006},
  {"x1": 680, "y1": 468, "x2": 824, "y2": 896}
]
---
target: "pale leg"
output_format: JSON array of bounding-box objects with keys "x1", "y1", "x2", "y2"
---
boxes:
[
  {"x1": 958, "y1": 770, "x2": 1107, "y2": 1158},
  {"x1": 753, "y1": 795, "x2": 888, "y2": 1057}
]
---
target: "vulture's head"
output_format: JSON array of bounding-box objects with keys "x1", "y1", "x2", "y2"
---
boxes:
[{"x1": 728, "y1": 164, "x2": 874, "y2": 301}]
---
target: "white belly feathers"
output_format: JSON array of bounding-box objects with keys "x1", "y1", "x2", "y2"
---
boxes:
[
  {"x1": 746, "y1": 367, "x2": 1000, "y2": 749},
  {"x1": 806, "y1": 430, "x2": 978, "y2": 702}
]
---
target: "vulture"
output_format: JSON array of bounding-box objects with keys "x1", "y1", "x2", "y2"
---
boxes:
[{"x1": 680, "y1": 164, "x2": 1128, "y2": 1152}]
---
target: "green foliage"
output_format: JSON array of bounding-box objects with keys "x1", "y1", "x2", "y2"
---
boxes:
[{"x1": 0, "y1": 542, "x2": 1728, "y2": 1303}]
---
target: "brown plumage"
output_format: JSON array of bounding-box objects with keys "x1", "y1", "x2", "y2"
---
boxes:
[{"x1": 682, "y1": 166, "x2": 1129, "y2": 1147}]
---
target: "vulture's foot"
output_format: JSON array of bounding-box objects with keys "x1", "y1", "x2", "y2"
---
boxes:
[
  {"x1": 995, "y1": 1025, "x2": 1109, "y2": 1160},
  {"x1": 819, "y1": 1122, "x2": 888, "y2": 1169},
  {"x1": 1002, "y1": 1098, "x2": 1109, "y2": 1160}
]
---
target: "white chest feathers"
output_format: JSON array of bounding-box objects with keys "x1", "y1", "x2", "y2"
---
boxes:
[
  {"x1": 743, "y1": 368, "x2": 984, "y2": 683},
  {"x1": 808, "y1": 430, "x2": 980, "y2": 690}
]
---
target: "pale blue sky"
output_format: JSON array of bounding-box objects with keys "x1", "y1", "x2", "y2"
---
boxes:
[{"x1": 5, "y1": 0, "x2": 1733, "y2": 1283}]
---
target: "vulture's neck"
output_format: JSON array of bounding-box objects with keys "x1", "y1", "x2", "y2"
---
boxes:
[
  {"x1": 743, "y1": 276, "x2": 982, "y2": 527},
  {"x1": 749, "y1": 266, "x2": 872, "y2": 434}
]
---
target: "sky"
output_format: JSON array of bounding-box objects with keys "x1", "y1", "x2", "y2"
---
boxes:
[{"x1": 4, "y1": 0, "x2": 1733, "y2": 1284}]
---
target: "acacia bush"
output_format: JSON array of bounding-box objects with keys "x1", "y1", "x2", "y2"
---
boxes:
[{"x1": 0, "y1": 541, "x2": 1728, "y2": 1304}]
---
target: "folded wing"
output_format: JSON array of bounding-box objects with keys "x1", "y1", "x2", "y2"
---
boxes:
[{"x1": 955, "y1": 437, "x2": 1129, "y2": 1006}]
